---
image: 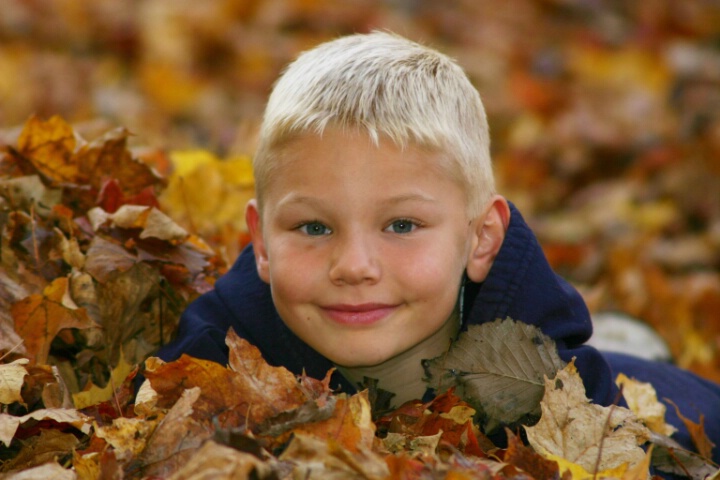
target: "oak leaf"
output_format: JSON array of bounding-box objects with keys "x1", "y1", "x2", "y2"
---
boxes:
[{"x1": 525, "y1": 361, "x2": 651, "y2": 474}]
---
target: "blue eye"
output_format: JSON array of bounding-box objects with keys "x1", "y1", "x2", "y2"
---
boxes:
[
  {"x1": 387, "y1": 219, "x2": 416, "y2": 234},
  {"x1": 299, "y1": 222, "x2": 331, "y2": 236}
]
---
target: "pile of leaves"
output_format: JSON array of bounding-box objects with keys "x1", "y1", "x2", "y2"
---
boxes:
[{"x1": 0, "y1": 116, "x2": 718, "y2": 478}]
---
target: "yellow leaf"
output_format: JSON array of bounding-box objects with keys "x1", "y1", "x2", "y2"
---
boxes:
[
  {"x1": 72, "y1": 351, "x2": 135, "y2": 410},
  {"x1": 616, "y1": 373, "x2": 676, "y2": 436},
  {"x1": 95, "y1": 416, "x2": 160, "y2": 461},
  {"x1": 525, "y1": 361, "x2": 650, "y2": 473},
  {"x1": 545, "y1": 452, "x2": 628, "y2": 480}
]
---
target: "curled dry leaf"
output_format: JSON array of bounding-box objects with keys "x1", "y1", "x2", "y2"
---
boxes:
[
  {"x1": 525, "y1": 361, "x2": 651, "y2": 474},
  {"x1": 0, "y1": 407, "x2": 92, "y2": 448},
  {"x1": 166, "y1": 440, "x2": 274, "y2": 480},
  {"x1": 616, "y1": 373, "x2": 677, "y2": 436},
  {"x1": 424, "y1": 317, "x2": 566, "y2": 434},
  {"x1": 279, "y1": 433, "x2": 389, "y2": 480}
]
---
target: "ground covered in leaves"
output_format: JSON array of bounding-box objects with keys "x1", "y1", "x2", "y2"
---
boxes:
[{"x1": 1, "y1": 1, "x2": 720, "y2": 479}]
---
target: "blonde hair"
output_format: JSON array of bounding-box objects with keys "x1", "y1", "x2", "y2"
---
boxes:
[{"x1": 253, "y1": 31, "x2": 494, "y2": 216}]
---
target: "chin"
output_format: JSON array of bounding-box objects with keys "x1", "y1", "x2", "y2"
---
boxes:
[{"x1": 329, "y1": 350, "x2": 393, "y2": 368}]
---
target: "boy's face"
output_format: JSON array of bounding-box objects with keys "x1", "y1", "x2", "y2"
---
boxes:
[{"x1": 247, "y1": 129, "x2": 482, "y2": 368}]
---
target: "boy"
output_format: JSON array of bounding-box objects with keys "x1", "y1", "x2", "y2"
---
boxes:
[{"x1": 157, "y1": 32, "x2": 720, "y2": 461}]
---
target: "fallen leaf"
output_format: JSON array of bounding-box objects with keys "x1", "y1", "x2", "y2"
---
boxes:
[
  {"x1": 525, "y1": 361, "x2": 651, "y2": 473},
  {"x1": 0, "y1": 408, "x2": 92, "y2": 448},
  {"x1": 0, "y1": 359, "x2": 29, "y2": 405},
  {"x1": 616, "y1": 373, "x2": 676, "y2": 436},
  {"x1": 503, "y1": 429, "x2": 560, "y2": 480},
  {"x1": 667, "y1": 399, "x2": 716, "y2": 461},
  {"x1": 72, "y1": 351, "x2": 135, "y2": 410},
  {"x1": 424, "y1": 317, "x2": 566, "y2": 434},
  {"x1": 1, "y1": 429, "x2": 79, "y2": 473},
  {"x1": 95, "y1": 416, "x2": 159, "y2": 462},
  {"x1": 0, "y1": 461, "x2": 77, "y2": 480},
  {"x1": 279, "y1": 433, "x2": 389, "y2": 479},
  {"x1": 11, "y1": 115, "x2": 79, "y2": 186},
  {"x1": 138, "y1": 387, "x2": 212, "y2": 478},
  {"x1": 11, "y1": 277, "x2": 96, "y2": 365},
  {"x1": 166, "y1": 440, "x2": 274, "y2": 480},
  {"x1": 291, "y1": 391, "x2": 375, "y2": 453}
]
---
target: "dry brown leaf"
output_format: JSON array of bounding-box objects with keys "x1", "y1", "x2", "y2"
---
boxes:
[
  {"x1": 0, "y1": 358, "x2": 29, "y2": 405},
  {"x1": 1, "y1": 429, "x2": 79, "y2": 473},
  {"x1": 138, "y1": 387, "x2": 212, "y2": 478},
  {"x1": 11, "y1": 277, "x2": 96, "y2": 365},
  {"x1": 279, "y1": 433, "x2": 389, "y2": 480},
  {"x1": 667, "y1": 398, "x2": 716, "y2": 461},
  {"x1": 0, "y1": 461, "x2": 77, "y2": 480},
  {"x1": 166, "y1": 440, "x2": 274, "y2": 480},
  {"x1": 0, "y1": 407, "x2": 92, "y2": 448},
  {"x1": 424, "y1": 318, "x2": 566, "y2": 434},
  {"x1": 525, "y1": 361, "x2": 651, "y2": 473},
  {"x1": 225, "y1": 329, "x2": 311, "y2": 426},
  {"x1": 291, "y1": 391, "x2": 375, "y2": 454}
]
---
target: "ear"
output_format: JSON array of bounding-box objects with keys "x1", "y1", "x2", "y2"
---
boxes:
[
  {"x1": 465, "y1": 195, "x2": 510, "y2": 283},
  {"x1": 245, "y1": 199, "x2": 271, "y2": 283}
]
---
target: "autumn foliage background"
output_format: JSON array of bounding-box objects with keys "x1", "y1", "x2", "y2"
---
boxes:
[{"x1": 0, "y1": 0, "x2": 719, "y2": 477}]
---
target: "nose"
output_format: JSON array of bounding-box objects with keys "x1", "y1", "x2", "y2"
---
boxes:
[{"x1": 328, "y1": 233, "x2": 381, "y2": 285}]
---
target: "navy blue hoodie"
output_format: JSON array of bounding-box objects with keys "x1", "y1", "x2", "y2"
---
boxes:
[{"x1": 156, "y1": 204, "x2": 720, "y2": 464}]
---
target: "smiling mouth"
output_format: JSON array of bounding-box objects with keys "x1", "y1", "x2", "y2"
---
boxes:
[{"x1": 321, "y1": 303, "x2": 397, "y2": 326}]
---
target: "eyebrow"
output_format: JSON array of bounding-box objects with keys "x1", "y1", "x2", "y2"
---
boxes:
[{"x1": 276, "y1": 192, "x2": 438, "y2": 209}]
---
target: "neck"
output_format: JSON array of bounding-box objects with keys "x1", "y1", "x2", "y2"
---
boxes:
[{"x1": 335, "y1": 309, "x2": 460, "y2": 408}]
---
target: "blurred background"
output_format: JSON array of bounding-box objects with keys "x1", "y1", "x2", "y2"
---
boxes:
[{"x1": 1, "y1": 0, "x2": 719, "y2": 381}]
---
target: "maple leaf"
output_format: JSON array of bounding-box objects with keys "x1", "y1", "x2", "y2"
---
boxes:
[
  {"x1": 524, "y1": 361, "x2": 651, "y2": 475},
  {"x1": 11, "y1": 277, "x2": 96, "y2": 365},
  {"x1": 424, "y1": 317, "x2": 566, "y2": 434}
]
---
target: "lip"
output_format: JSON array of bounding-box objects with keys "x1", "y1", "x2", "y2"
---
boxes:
[{"x1": 321, "y1": 303, "x2": 397, "y2": 326}]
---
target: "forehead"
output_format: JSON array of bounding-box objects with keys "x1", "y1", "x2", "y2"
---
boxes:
[{"x1": 264, "y1": 129, "x2": 466, "y2": 192}]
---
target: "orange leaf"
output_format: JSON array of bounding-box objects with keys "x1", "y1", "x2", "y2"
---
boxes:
[
  {"x1": 14, "y1": 115, "x2": 79, "y2": 186},
  {"x1": 504, "y1": 429, "x2": 560, "y2": 479},
  {"x1": 292, "y1": 391, "x2": 375, "y2": 453},
  {"x1": 667, "y1": 399, "x2": 716, "y2": 460},
  {"x1": 11, "y1": 277, "x2": 95, "y2": 365}
]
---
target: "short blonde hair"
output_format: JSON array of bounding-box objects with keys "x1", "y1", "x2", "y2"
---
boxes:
[{"x1": 253, "y1": 31, "x2": 495, "y2": 216}]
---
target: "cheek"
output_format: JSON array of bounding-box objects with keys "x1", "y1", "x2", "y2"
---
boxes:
[{"x1": 267, "y1": 244, "x2": 323, "y2": 301}]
